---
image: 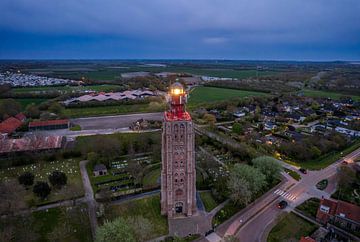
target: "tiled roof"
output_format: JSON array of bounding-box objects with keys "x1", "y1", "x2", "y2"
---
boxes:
[
  {"x1": 29, "y1": 119, "x2": 69, "y2": 128},
  {"x1": 0, "y1": 135, "x2": 63, "y2": 154},
  {"x1": 0, "y1": 117, "x2": 22, "y2": 134},
  {"x1": 15, "y1": 113, "x2": 26, "y2": 121},
  {"x1": 336, "y1": 200, "x2": 360, "y2": 223}
]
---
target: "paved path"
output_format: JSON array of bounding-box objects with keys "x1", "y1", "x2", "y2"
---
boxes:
[{"x1": 79, "y1": 160, "x2": 98, "y2": 240}]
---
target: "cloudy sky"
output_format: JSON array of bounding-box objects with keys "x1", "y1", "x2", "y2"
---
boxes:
[{"x1": 0, "y1": 0, "x2": 359, "y2": 60}]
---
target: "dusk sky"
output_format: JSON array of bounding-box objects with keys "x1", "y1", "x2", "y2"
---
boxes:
[{"x1": 1, "y1": 0, "x2": 360, "y2": 60}]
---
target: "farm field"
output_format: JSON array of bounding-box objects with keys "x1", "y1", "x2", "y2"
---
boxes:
[
  {"x1": 0, "y1": 159, "x2": 84, "y2": 206},
  {"x1": 63, "y1": 102, "x2": 165, "y2": 118},
  {"x1": 0, "y1": 98, "x2": 49, "y2": 109},
  {"x1": 188, "y1": 86, "x2": 268, "y2": 105},
  {"x1": 11, "y1": 84, "x2": 123, "y2": 94},
  {"x1": 104, "y1": 194, "x2": 168, "y2": 240},
  {"x1": 0, "y1": 205, "x2": 92, "y2": 242},
  {"x1": 24, "y1": 64, "x2": 276, "y2": 81},
  {"x1": 302, "y1": 89, "x2": 360, "y2": 101},
  {"x1": 268, "y1": 212, "x2": 318, "y2": 242}
]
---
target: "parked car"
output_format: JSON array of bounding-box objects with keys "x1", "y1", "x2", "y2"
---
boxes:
[
  {"x1": 299, "y1": 168, "x2": 307, "y2": 174},
  {"x1": 277, "y1": 200, "x2": 288, "y2": 209}
]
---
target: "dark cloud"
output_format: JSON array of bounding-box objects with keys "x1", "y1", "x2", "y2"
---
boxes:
[{"x1": 0, "y1": 0, "x2": 359, "y2": 59}]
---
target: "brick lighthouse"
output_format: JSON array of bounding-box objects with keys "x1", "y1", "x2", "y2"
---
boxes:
[{"x1": 161, "y1": 82, "x2": 197, "y2": 218}]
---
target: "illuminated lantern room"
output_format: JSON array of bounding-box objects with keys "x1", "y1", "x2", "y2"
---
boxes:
[{"x1": 166, "y1": 82, "x2": 191, "y2": 121}]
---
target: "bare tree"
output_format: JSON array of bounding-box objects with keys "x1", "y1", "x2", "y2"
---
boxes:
[{"x1": 0, "y1": 179, "x2": 27, "y2": 215}]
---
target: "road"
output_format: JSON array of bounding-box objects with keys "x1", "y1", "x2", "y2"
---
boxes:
[
  {"x1": 71, "y1": 112, "x2": 163, "y2": 130},
  {"x1": 233, "y1": 148, "x2": 360, "y2": 242},
  {"x1": 196, "y1": 125, "x2": 360, "y2": 242},
  {"x1": 79, "y1": 160, "x2": 98, "y2": 240}
]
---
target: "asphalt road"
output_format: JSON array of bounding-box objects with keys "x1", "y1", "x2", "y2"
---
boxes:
[
  {"x1": 71, "y1": 112, "x2": 163, "y2": 130},
  {"x1": 234, "y1": 148, "x2": 360, "y2": 242}
]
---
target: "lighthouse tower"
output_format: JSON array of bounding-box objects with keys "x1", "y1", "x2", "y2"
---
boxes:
[{"x1": 161, "y1": 82, "x2": 197, "y2": 218}]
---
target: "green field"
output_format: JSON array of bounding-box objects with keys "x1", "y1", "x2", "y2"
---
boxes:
[
  {"x1": 0, "y1": 159, "x2": 84, "y2": 206},
  {"x1": 188, "y1": 86, "x2": 268, "y2": 105},
  {"x1": 268, "y1": 212, "x2": 318, "y2": 242},
  {"x1": 104, "y1": 195, "x2": 168, "y2": 240},
  {"x1": 64, "y1": 102, "x2": 165, "y2": 118},
  {"x1": 0, "y1": 98, "x2": 49, "y2": 109},
  {"x1": 12, "y1": 84, "x2": 123, "y2": 94},
  {"x1": 199, "y1": 191, "x2": 219, "y2": 212},
  {"x1": 28, "y1": 66, "x2": 276, "y2": 81},
  {"x1": 0, "y1": 205, "x2": 92, "y2": 242},
  {"x1": 302, "y1": 89, "x2": 360, "y2": 101}
]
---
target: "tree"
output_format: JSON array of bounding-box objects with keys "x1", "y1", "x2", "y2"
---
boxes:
[
  {"x1": 48, "y1": 102, "x2": 64, "y2": 115},
  {"x1": 18, "y1": 172, "x2": 35, "y2": 187},
  {"x1": 232, "y1": 123, "x2": 243, "y2": 134},
  {"x1": 48, "y1": 171, "x2": 67, "y2": 189},
  {"x1": 25, "y1": 103, "x2": 40, "y2": 119},
  {"x1": 95, "y1": 218, "x2": 136, "y2": 242},
  {"x1": 228, "y1": 177, "x2": 252, "y2": 205},
  {"x1": 33, "y1": 181, "x2": 51, "y2": 199},
  {"x1": 203, "y1": 113, "x2": 216, "y2": 126},
  {"x1": 252, "y1": 156, "x2": 282, "y2": 184},
  {"x1": 126, "y1": 161, "x2": 143, "y2": 185},
  {"x1": 126, "y1": 216, "x2": 154, "y2": 241},
  {"x1": 229, "y1": 164, "x2": 267, "y2": 199},
  {"x1": 0, "y1": 98, "x2": 21, "y2": 120}
]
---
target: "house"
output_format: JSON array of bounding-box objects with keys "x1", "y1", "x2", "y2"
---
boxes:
[
  {"x1": 264, "y1": 122, "x2": 277, "y2": 131},
  {"x1": 0, "y1": 116, "x2": 24, "y2": 135},
  {"x1": 316, "y1": 198, "x2": 360, "y2": 232},
  {"x1": 233, "y1": 111, "x2": 246, "y2": 118},
  {"x1": 93, "y1": 164, "x2": 108, "y2": 177},
  {"x1": 29, "y1": 119, "x2": 70, "y2": 131}
]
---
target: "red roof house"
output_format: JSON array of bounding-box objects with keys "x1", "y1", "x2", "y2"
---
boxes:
[
  {"x1": 299, "y1": 236, "x2": 316, "y2": 242},
  {"x1": 15, "y1": 113, "x2": 26, "y2": 122},
  {"x1": 316, "y1": 198, "x2": 360, "y2": 232},
  {"x1": 0, "y1": 117, "x2": 23, "y2": 134}
]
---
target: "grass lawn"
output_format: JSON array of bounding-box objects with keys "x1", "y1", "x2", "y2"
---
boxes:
[
  {"x1": 104, "y1": 194, "x2": 168, "y2": 240},
  {"x1": 284, "y1": 168, "x2": 301, "y2": 181},
  {"x1": 268, "y1": 212, "x2": 319, "y2": 242},
  {"x1": 284, "y1": 139, "x2": 360, "y2": 170},
  {"x1": 142, "y1": 167, "x2": 161, "y2": 188},
  {"x1": 0, "y1": 159, "x2": 84, "y2": 206},
  {"x1": 296, "y1": 198, "x2": 321, "y2": 219},
  {"x1": 188, "y1": 86, "x2": 268, "y2": 106},
  {"x1": 0, "y1": 205, "x2": 92, "y2": 242},
  {"x1": 302, "y1": 89, "x2": 360, "y2": 101},
  {"x1": 199, "y1": 191, "x2": 219, "y2": 212},
  {"x1": 70, "y1": 124, "x2": 82, "y2": 131},
  {"x1": 64, "y1": 102, "x2": 165, "y2": 118}
]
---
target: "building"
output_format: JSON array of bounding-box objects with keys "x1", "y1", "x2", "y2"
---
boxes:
[
  {"x1": 299, "y1": 236, "x2": 315, "y2": 242},
  {"x1": 29, "y1": 119, "x2": 69, "y2": 131},
  {"x1": 0, "y1": 135, "x2": 64, "y2": 155},
  {"x1": 316, "y1": 198, "x2": 360, "y2": 232},
  {"x1": 161, "y1": 82, "x2": 197, "y2": 218},
  {"x1": 93, "y1": 164, "x2": 108, "y2": 177},
  {"x1": 0, "y1": 113, "x2": 26, "y2": 135}
]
